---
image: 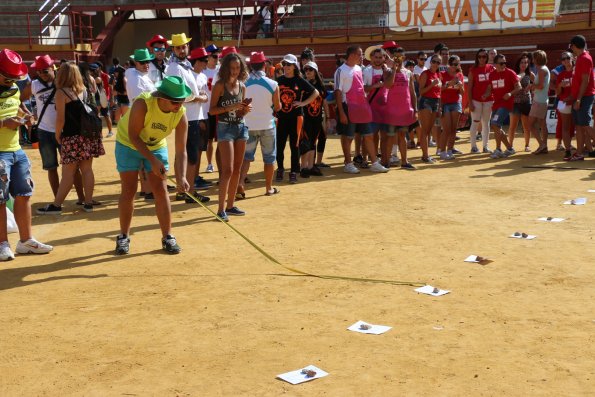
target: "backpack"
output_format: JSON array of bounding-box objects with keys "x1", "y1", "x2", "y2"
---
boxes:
[{"x1": 62, "y1": 89, "x2": 102, "y2": 139}]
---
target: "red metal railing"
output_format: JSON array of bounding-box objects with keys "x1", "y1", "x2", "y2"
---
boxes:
[{"x1": 0, "y1": 11, "x2": 93, "y2": 49}]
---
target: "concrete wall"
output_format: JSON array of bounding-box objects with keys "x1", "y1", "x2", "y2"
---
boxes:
[{"x1": 112, "y1": 19, "x2": 190, "y2": 63}]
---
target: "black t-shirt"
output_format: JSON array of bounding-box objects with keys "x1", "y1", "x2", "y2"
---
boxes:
[
  {"x1": 305, "y1": 79, "x2": 325, "y2": 121},
  {"x1": 276, "y1": 75, "x2": 315, "y2": 119}
]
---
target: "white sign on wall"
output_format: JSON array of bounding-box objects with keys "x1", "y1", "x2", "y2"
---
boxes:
[{"x1": 388, "y1": 0, "x2": 561, "y2": 32}]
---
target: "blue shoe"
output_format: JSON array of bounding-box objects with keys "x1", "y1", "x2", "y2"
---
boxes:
[
  {"x1": 216, "y1": 210, "x2": 229, "y2": 222},
  {"x1": 194, "y1": 176, "x2": 213, "y2": 190},
  {"x1": 225, "y1": 206, "x2": 246, "y2": 216}
]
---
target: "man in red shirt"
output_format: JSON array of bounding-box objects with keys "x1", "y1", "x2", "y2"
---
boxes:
[
  {"x1": 484, "y1": 54, "x2": 521, "y2": 158},
  {"x1": 565, "y1": 35, "x2": 595, "y2": 161}
]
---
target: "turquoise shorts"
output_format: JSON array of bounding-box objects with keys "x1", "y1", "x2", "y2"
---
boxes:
[{"x1": 115, "y1": 141, "x2": 169, "y2": 173}]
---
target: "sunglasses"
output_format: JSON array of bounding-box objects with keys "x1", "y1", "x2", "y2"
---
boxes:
[
  {"x1": 39, "y1": 69, "x2": 52, "y2": 74},
  {"x1": 168, "y1": 99, "x2": 184, "y2": 104},
  {"x1": 450, "y1": 63, "x2": 460, "y2": 67},
  {"x1": 561, "y1": 57, "x2": 571, "y2": 61},
  {"x1": 137, "y1": 60, "x2": 150, "y2": 65},
  {"x1": 0, "y1": 73, "x2": 16, "y2": 84},
  {"x1": 478, "y1": 55, "x2": 488, "y2": 59},
  {"x1": 282, "y1": 61, "x2": 292, "y2": 66},
  {"x1": 210, "y1": 54, "x2": 219, "y2": 59},
  {"x1": 431, "y1": 60, "x2": 441, "y2": 65},
  {"x1": 0, "y1": 87, "x2": 18, "y2": 98},
  {"x1": 303, "y1": 67, "x2": 315, "y2": 72},
  {"x1": 419, "y1": 57, "x2": 427, "y2": 61},
  {"x1": 153, "y1": 47, "x2": 166, "y2": 52},
  {"x1": 198, "y1": 57, "x2": 209, "y2": 63}
]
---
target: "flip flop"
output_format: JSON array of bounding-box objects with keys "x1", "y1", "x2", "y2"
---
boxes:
[
  {"x1": 235, "y1": 192, "x2": 246, "y2": 200},
  {"x1": 265, "y1": 187, "x2": 280, "y2": 196}
]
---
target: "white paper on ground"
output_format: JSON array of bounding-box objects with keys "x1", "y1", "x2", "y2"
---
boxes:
[
  {"x1": 563, "y1": 198, "x2": 587, "y2": 205},
  {"x1": 277, "y1": 365, "x2": 329, "y2": 385},
  {"x1": 464, "y1": 255, "x2": 483, "y2": 263},
  {"x1": 347, "y1": 321, "x2": 392, "y2": 335},
  {"x1": 538, "y1": 217, "x2": 565, "y2": 222},
  {"x1": 588, "y1": 190, "x2": 595, "y2": 193},
  {"x1": 415, "y1": 285, "x2": 450, "y2": 296},
  {"x1": 509, "y1": 233, "x2": 537, "y2": 240}
]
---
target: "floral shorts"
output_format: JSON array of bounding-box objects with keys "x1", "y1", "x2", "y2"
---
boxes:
[{"x1": 60, "y1": 135, "x2": 105, "y2": 165}]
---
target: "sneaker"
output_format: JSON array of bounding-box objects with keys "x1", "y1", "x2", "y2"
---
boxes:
[
  {"x1": 83, "y1": 203, "x2": 93, "y2": 213},
  {"x1": 563, "y1": 151, "x2": 572, "y2": 161},
  {"x1": 15, "y1": 238, "x2": 53, "y2": 254},
  {"x1": 115, "y1": 234, "x2": 130, "y2": 255},
  {"x1": 476, "y1": 135, "x2": 482, "y2": 141},
  {"x1": 369, "y1": 160, "x2": 389, "y2": 173},
  {"x1": 556, "y1": 144, "x2": 565, "y2": 151},
  {"x1": 483, "y1": 147, "x2": 492, "y2": 154},
  {"x1": 144, "y1": 192, "x2": 154, "y2": 200},
  {"x1": 490, "y1": 149, "x2": 503, "y2": 159},
  {"x1": 309, "y1": 166, "x2": 323, "y2": 176},
  {"x1": 0, "y1": 241, "x2": 14, "y2": 261},
  {"x1": 194, "y1": 176, "x2": 212, "y2": 190},
  {"x1": 568, "y1": 153, "x2": 585, "y2": 161},
  {"x1": 524, "y1": 146, "x2": 531, "y2": 152},
  {"x1": 106, "y1": 131, "x2": 114, "y2": 138},
  {"x1": 36, "y1": 203, "x2": 62, "y2": 215},
  {"x1": 436, "y1": 148, "x2": 441, "y2": 156},
  {"x1": 451, "y1": 148, "x2": 462, "y2": 154},
  {"x1": 206, "y1": 163, "x2": 214, "y2": 173},
  {"x1": 446, "y1": 150, "x2": 455, "y2": 160},
  {"x1": 216, "y1": 210, "x2": 229, "y2": 222},
  {"x1": 275, "y1": 168, "x2": 284, "y2": 182},
  {"x1": 162, "y1": 235, "x2": 181, "y2": 254},
  {"x1": 421, "y1": 156, "x2": 435, "y2": 164},
  {"x1": 440, "y1": 152, "x2": 449, "y2": 161},
  {"x1": 470, "y1": 146, "x2": 480, "y2": 154},
  {"x1": 289, "y1": 172, "x2": 298, "y2": 184},
  {"x1": 344, "y1": 162, "x2": 360, "y2": 174},
  {"x1": 353, "y1": 154, "x2": 364, "y2": 166},
  {"x1": 177, "y1": 191, "x2": 210, "y2": 203},
  {"x1": 428, "y1": 140, "x2": 437, "y2": 147},
  {"x1": 225, "y1": 206, "x2": 246, "y2": 216},
  {"x1": 401, "y1": 162, "x2": 416, "y2": 170},
  {"x1": 503, "y1": 148, "x2": 516, "y2": 157},
  {"x1": 389, "y1": 155, "x2": 400, "y2": 166},
  {"x1": 299, "y1": 168, "x2": 310, "y2": 178},
  {"x1": 315, "y1": 162, "x2": 330, "y2": 168}
]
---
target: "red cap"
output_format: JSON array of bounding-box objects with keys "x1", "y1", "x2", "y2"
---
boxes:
[
  {"x1": 220, "y1": 46, "x2": 238, "y2": 58},
  {"x1": 0, "y1": 49, "x2": 29, "y2": 79},
  {"x1": 31, "y1": 54, "x2": 55, "y2": 70},
  {"x1": 146, "y1": 34, "x2": 169, "y2": 48},
  {"x1": 381, "y1": 41, "x2": 398, "y2": 49},
  {"x1": 189, "y1": 47, "x2": 209, "y2": 60},
  {"x1": 249, "y1": 51, "x2": 267, "y2": 64}
]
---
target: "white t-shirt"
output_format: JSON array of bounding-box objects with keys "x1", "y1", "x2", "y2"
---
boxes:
[
  {"x1": 244, "y1": 71, "x2": 278, "y2": 130},
  {"x1": 31, "y1": 79, "x2": 56, "y2": 132},
  {"x1": 203, "y1": 66, "x2": 219, "y2": 95},
  {"x1": 413, "y1": 64, "x2": 426, "y2": 77},
  {"x1": 124, "y1": 68, "x2": 155, "y2": 101},
  {"x1": 334, "y1": 63, "x2": 360, "y2": 103},
  {"x1": 148, "y1": 60, "x2": 166, "y2": 84},
  {"x1": 196, "y1": 71, "x2": 209, "y2": 121},
  {"x1": 363, "y1": 65, "x2": 384, "y2": 86},
  {"x1": 166, "y1": 60, "x2": 201, "y2": 121}
]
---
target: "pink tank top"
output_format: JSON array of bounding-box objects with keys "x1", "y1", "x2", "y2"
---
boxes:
[
  {"x1": 385, "y1": 69, "x2": 415, "y2": 126},
  {"x1": 369, "y1": 70, "x2": 388, "y2": 124}
]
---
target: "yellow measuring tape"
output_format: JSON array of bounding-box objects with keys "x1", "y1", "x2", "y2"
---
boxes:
[{"x1": 175, "y1": 178, "x2": 425, "y2": 287}]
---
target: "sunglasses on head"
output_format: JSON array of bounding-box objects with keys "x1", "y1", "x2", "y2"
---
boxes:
[
  {"x1": 431, "y1": 60, "x2": 441, "y2": 64},
  {"x1": 137, "y1": 60, "x2": 150, "y2": 65},
  {"x1": 153, "y1": 47, "x2": 166, "y2": 52}
]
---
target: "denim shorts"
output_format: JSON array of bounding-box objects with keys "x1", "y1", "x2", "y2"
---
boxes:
[
  {"x1": 572, "y1": 95, "x2": 595, "y2": 126},
  {"x1": 419, "y1": 97, "x2": 440, "y2": 113},
  {"x1": 38, "y1": 128, "x2": 60, "y2": 170},
  {"x1": 244, "y1": 127, "x2": 276, "y2": 164},
  {"x1": 490, "y1": 107, "x2": 511, "y2": 128},
  {"x1": 186, "y1": 119, "x2": 209, "y2": 164},
  {"x1": 370, "y1": 122, "x2": 389, "y2": 133},
  {"x1": 386, "y1": 125, "x2": 408, "y2": 136},
  {"x1": 0, "y1": 149, "x2": 34, "y2": 203},
  {"x1": 512, "y1": 102, "x2": 531, "y2": 116},
  {"x1": 336, "y1": 102, "x2": 372, "y2": 137},
  {"x1": 442, "y1": 102, "x2": 462, "y2": 114},
  {"x1": 217, "y1": 122, "x2": 248, "y2": 142},
  {"x1": 115, "y1": 141, "x2": 169, "y2": 173}
]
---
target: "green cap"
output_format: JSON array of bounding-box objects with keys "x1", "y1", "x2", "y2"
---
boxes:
[
  {"x1": 152, "y1": 75, "x2": 192, "y2": 102},
  {"x1": 131, "y1": 48, "x2": 155, "y2": 62}
]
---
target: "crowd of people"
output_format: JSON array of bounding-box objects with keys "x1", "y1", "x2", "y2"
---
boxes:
[{"x1": 0, "y1": 33, "x2": 594, "y2": 259}]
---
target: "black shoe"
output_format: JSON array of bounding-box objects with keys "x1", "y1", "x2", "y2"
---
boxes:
[
  {"x1": 115, "y1": 234, "x2": 130, "y2": 255},
  {"x1": 144, "y1": 192, "x2": 154, "y2": 200},
  {"x1": 300, "y1": 168, "x2": 310, "y2": 178},
  {"x1": 275, "y1": 168, "x2": 284, "y2": 182},
  {"x1": 36, "y1": 204, "x2": 62, "y2": 215},
  {"x1": 162, "y1": 235, "x2": 181, "y2": 254},
  {"x1": 289, "y1": 172, "x2": 298, "y2": 184},
  {"x1": 194, "y1": 176, "x2": 212, "y2": 190},
  {"x1": 309, "y1": 166, "x2": 323, "y2": 176},
  {"x1": 315, "y1": 162, "x2": 330, "y2": 168},
  {"x1": 353, "y1": 154, "x2": 364, "y2": 165}
]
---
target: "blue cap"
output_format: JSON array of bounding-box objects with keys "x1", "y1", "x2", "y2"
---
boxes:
[
  {"x1": 205, "y1": 44, "x2": 219, "y2": 54},
  {"x1": 89, "y1": 63, "x2": 99, "y2": 70}
]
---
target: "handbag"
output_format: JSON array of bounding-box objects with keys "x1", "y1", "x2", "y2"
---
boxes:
[
  {"x1": 30, "y1": 85, "x2": 56, "y2": 144},
  {"x1": 98, "y1": 86, "x2": 108, "y2": 108}
]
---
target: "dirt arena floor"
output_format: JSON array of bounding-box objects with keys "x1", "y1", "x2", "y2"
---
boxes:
[{"x1": 1, "y1": 129, "x2": 594, "y2": 396}]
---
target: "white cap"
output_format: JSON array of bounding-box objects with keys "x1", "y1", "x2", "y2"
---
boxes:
[
  {"x1": 303, "y1": 61, "x2": 318, "y2": 71},
  {"x1": 282, "y1": 54, "x2": 299, "y2": 65}
]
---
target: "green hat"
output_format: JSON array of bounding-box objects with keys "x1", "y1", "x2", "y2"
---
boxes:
[
  {"x1": 131, "y1": 48, "x2": 155, "y2": 62},
  {"x1": 152, "y1": 75, "x2": 192, "y2": 102}
]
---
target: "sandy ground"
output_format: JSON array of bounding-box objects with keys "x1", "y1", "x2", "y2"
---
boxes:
[{"x1": 1, "y1": 129, "x2": 594, "y2": 396}]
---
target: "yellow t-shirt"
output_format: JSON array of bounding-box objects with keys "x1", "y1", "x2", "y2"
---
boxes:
[
  {"x1": 116, "y1": 92, "x2": 186, "y2": 151},
  {"x1": 0, "y1": 86, "x2": 22, "y2": 152}
]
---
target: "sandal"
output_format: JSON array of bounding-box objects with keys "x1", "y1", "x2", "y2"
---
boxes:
[
  {"x1": 235, "y1": 192, "x2": 246, "y2": 200},
  {"x1": 265, "y1": 187, "x2": 280, "y2": 196},
  {"x1": 532, "y1": 146, "x2": 548, "y2": 155},
  {"x1": 76, "y1": 200, "x2": 101, "y2": 206}
]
